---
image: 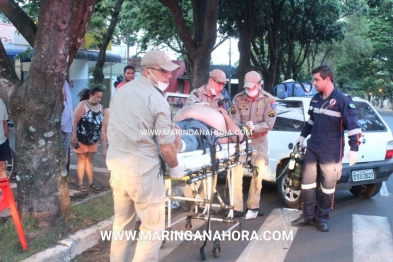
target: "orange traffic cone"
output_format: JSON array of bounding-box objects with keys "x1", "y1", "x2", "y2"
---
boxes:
[{"x1": 0, "y1": 177, "x2": 28, "y2": 250}]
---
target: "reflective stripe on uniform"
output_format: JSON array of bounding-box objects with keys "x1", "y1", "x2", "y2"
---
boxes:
[
  {"x1": 347, "y1": 128, "x2": 362, "y2": 136},
  {"x1": 321, "y1": 184, "x2": 335, "y2": 194},
  {"x1": 301, "y1": 182, "x2": 317, "y2": 189},
  {"x1": 314, "y1": 108, "x2": 342, "y2": 117}
]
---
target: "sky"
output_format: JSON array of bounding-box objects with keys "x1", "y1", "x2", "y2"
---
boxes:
[{"x1": 211, "y1": 38, "x2": 240, "y2": 65}]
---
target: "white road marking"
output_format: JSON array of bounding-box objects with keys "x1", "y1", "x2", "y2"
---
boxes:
[
  {"x1": 353, "y1": 214, "x2": 393, "y2": 261},
  {"x1": 380, "y1": 181, "x2": 389, "y2": 196},
  {"x1": 236, "y1": 208, "x2": 300, "y2": 262}
]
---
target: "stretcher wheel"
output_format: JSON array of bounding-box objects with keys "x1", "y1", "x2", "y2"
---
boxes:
[
  {"x1": 212, "y1": 240, "x2": 221, "y2": 258},
  {"x1": 213, "y1": 247, "x2": 220, "y2": 258},
  {"x1": 185, "y1": 217, "x2": 192, "y2": 230}
]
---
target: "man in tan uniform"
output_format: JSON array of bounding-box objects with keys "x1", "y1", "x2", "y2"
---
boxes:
[
  {"x1": 107, "y1": 50, "x2": 183, "y2": 262},
  {"x1": 230, "y1": 71, "x2": 277, "y2": 219},
  {"x1": 182, "y1": 69, "x2": 227, "y2": 210},
  {"x1": 184, "y1": 69, "x2": 227, "y2": 108}
]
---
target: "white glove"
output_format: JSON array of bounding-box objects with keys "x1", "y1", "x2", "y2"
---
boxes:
[
  {"x1": 347, "y1": 151, "x2": 358, "y2": 166},
  {"x1": 296, "y1": 136, "x2": 305, "y2": 147},
  {"x1": 246, "y1": 121, "x2": 255, "y2": 132},
  {"x1": 169, "y1": 164, "x2": 184, "y2": 179}
]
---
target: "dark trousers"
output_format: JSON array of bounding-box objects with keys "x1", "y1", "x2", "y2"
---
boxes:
[{"x1": 301, "y1": 142, "x2": 342, "y2": 223}]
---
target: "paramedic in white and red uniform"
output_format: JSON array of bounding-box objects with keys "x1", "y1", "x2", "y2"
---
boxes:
[{"x1": 291, "y1": 65, "x2": 362, "y2": 232}]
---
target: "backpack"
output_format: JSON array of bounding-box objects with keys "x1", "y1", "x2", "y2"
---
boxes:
[{"x1": 273, "y1": 82, "x2": 317, "y2": 99}]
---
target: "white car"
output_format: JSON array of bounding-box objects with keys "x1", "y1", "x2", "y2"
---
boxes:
[{"x1": 165, "y1": 93, "x2": 393, "y2": 208}]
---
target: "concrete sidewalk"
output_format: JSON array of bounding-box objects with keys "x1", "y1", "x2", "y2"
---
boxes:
[
  {"x1": 20, "y1": 191, "x2": 114, "y2": 262},
  {"x1": 1, "y1": 128, "x2": 113, "y2": 261},
  {"x1": 375, "y1": 105, "x2": 393, "y2": 112}
]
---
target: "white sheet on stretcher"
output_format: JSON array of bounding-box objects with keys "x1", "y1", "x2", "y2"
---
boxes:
[{"x1": 177, "y1": 141, "x2": 251, "y2": 171}]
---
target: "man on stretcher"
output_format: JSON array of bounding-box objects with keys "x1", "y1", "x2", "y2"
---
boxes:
[
  {"x1": 173, "y1": 104, "x2": 245, "y2": 152},
  {"x1": 172, "y1": 104, "x2": 247, "y2": 213}
]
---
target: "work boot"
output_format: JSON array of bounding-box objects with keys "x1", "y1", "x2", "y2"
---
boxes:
[
  {"x1": 291, "y1": 216, "x2": 317, "y2": 227},
  {"x1": 317, "y1": 222, "x2": 330, "y2": 232}
]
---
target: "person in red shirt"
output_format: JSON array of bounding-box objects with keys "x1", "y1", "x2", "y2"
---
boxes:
[{"x1": 115, "y1": 65, "x2": 135, "y2": 90}]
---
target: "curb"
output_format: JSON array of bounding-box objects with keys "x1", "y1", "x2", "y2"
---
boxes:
[{"x1": 21, "y1": 216, "x2": 114, "y2": 262}]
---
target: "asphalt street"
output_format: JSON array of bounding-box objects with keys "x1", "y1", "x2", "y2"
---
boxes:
[{"x1": 3, "y1": 106, "x2": 393, "y2": 261}]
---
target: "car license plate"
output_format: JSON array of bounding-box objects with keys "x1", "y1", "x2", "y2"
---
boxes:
[{"x1": 352, "y1": 169, "x2": 374, "y2": 182}]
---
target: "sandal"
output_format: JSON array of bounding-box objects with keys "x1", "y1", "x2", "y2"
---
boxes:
[
  {"x1": 78, "y1": 184, "x2": 87, "y2": 192},
  {"x1": 88, "y1": 183, "x2": 101, "y2": 191}
]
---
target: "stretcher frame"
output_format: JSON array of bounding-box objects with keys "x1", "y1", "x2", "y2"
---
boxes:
[{"x1": 164, "y1": 135, "x2": 255, "y2": 259}]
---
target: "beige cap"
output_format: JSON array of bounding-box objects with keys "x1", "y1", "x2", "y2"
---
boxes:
[
  {"x1": 141, "y1": 50, "x2": 180, "y2": 71},
  {"x1": 209, "y1": 69, "x2": 227, "y2": 83},
  {"x1": 244, "y1": 71, "x2": 262, "y2": 88}
]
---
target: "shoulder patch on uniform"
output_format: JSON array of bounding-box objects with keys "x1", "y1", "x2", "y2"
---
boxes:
[
  {"x1": 349, "y1": 103, "x2": 356, "y2": 109},
  {"x1": 268, "y1": 110, "x2": 275, "y2": 117},
  {"x1": 230, "y1": 107, "x2": 236, "y2": 114},
  {"x1": 269, "y1": 99, "x2": 275, "y2": 104}
]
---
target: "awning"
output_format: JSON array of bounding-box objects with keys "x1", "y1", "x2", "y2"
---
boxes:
[
  {"x1": 3, "y1": 43, "x2": 121, "y2": 63},
  {"x1": 74, "y1": 50, "x2": 121, "y2": 63}
]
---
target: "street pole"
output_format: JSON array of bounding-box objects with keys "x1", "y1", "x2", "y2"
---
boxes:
[
  {"x1": 126, "y1": 31, "x2": 129, "y2": 63},
  {"x1": 228, "y1": 38, "x2": 232, "y2": 97}
]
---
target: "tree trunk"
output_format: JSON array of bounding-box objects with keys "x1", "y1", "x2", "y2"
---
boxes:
[
  {"x1": 0, "y1": 0, "x2": 37, "y2": 47},
  {"x1": 236, "y1": 0, "x2": 255, "y2": 94},
  {"x1": 0, "y1": 41, "x2": 21, "y2": 102},
  {"x1": 159, "y1": 0, "x2": 218, "y2": 90},
  {"x1": 6, "y1": 0, "x2": 95, "y2": 219},
  {"x1": 93, "y1": 0, "x2": 125, "y2": 85},
  {"x1": 189, "y1": 51, "x2": 211, "y2": 90}
]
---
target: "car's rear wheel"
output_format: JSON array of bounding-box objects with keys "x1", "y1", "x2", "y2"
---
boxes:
[
  {"x1": 276, "y1": 161, "x2": 302, "y2": 209},
  {"x1": 349, "y1": 182, "x2": 382, "y2": 198}
]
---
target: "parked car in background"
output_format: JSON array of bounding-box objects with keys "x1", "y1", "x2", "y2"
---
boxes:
[
  {"x1": 269, "y1": 97, "x2": 393, "y2": 208},
  {"x1": 165, "y1": 93, "x2": 393, "y2": 208}
]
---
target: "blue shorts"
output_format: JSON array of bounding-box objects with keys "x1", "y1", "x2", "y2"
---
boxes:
[
  {"x1": 0, "y1": 139, "x2": 12, "y2": 161},
  {"x1": 176, "y1": 119, "x2": 215, "y2": 153}
]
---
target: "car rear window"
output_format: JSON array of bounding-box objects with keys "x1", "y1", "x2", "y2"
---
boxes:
[
  {"x1": 273, "y1": 100, "x2": 305, "y2": 132},
  {"x1": 354, "y1": 101, "x2": 387, "y2": 132}
]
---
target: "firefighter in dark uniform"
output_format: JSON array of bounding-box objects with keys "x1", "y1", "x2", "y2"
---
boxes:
[{"x1": 291, "y1": 65, "x2": 362, "y2": 232}]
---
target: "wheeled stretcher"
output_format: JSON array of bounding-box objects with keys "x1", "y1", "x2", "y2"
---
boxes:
[{"x1": 164, "y1": 135, "x2": 255, "y2": 260}]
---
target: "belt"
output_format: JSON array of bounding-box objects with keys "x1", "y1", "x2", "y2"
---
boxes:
[{"x1": 252, "y1": 131, "x2": 268, "y2": 139}]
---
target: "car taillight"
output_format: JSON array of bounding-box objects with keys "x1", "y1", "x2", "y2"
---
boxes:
[{"x1": 386, "y1": 141, "x2": 393, "y2": 159}]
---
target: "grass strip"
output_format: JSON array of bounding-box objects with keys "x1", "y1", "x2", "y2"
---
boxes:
[{"x1": 0, "y1": 192, "x2": 114, "y2": 262}]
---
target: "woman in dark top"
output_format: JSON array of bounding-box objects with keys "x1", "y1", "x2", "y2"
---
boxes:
[{"x1": 72, "y1": 87, "x2": 103, "y2": 192}]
